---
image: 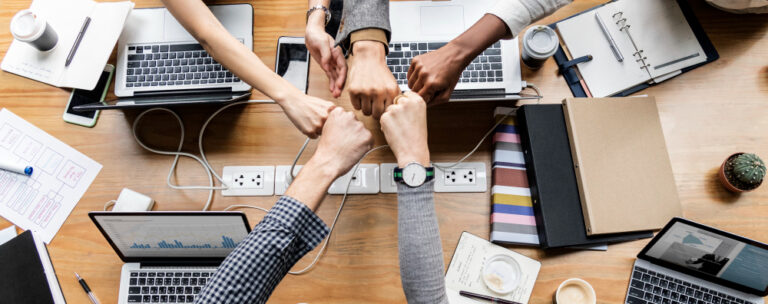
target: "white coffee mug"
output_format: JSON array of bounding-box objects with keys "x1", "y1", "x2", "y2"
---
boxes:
[{"x1": 555, "y1": 278, "x2": 597, "y2": 304}]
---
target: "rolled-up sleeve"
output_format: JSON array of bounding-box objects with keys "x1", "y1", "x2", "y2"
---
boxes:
[
  {"x1": 489, "y1": 0, "x2": 572, "y2": 38},
  {"x1": 195, "y1": 196, "x2": 329, "y2": 304}
]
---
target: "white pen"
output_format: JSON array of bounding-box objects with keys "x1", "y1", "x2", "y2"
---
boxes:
[
  {"x1": 0, "y1": 159, "x2": 33, "y2": 176},
  {"x1": 595, "y1": 12, "x2": 624, "y2": 62}
]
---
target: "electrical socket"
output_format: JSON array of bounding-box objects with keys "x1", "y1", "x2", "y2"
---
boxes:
[
  {"x1": 274, "y1": 165, "x2": 303, "y2": 196},
  {"x1": 434, "y1": 162, "x2": 487, "y2": 193},
  {"x1": 379, "y1": 163, "x2": 398, "y2": 193},
  {"x1": 327, "y1": 164, "x2": 380, "y2": 194},
  {"x1": 222, "y1": 166, "x2": 275, "y2": 196}
]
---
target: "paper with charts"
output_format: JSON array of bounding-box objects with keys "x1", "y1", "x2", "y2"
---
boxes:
[{"x1": 0, "y1": 109, "x2": 101, "y2": 243}]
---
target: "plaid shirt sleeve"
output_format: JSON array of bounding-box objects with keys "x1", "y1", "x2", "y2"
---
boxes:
[{"x1": 195, "y1": 196, "x2": 330, "y2": 304}]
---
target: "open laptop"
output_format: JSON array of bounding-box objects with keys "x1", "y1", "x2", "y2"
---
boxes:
[
  {"x1": 625, "y1": 217, "x2": 767, "y2": 304},
  {"x1": 388, "y1": 0, "x2": 526, "y2": 102},
  {"x1": 75, "y1": 4, "x2": 253, "y2": 111},
  {"x1": 89, "y1": 211, "x2": 252, "y2": 304}
]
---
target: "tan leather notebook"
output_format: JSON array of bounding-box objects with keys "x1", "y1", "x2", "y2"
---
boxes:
[{"x1": 562, "y1": 97, "x2": 681, "y2": 235}]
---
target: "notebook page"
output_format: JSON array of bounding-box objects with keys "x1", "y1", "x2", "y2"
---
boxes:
[
  {"x1": 607, "y1": 0, "x2": 705, "y2": 78},
  {"x1": 557, "y1": 4, "x2": 649, "y2": 97}
]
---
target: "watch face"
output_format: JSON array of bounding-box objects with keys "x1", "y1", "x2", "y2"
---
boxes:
[{"x1": 402, "y1": 163, "x2": 427, "y2": 187}]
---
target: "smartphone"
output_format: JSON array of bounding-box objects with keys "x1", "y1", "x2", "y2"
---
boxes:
[
  {"x1": 275, "y1": 36, "x2": 310, "y2": 94},
  {"x1": 63, "y1": 64, "x2": 114, "y2": 127}
]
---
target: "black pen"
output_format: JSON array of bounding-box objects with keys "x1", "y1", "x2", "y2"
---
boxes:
[
  {"x1": 65, "y1": 17, "x2": 91, "y2": 67},
  {"x1": 460, "y1": 290, "x2": 521, "y2": 304},
  {"x1": 74, "y1": 272, "x2": 100, "y2": 304}
]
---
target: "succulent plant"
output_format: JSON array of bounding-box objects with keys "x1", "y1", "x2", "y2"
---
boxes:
[{"x1": 732, "y1": 153, "x2": 766, "y2": 185}]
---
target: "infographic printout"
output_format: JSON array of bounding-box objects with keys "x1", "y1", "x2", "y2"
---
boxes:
[{"x1": 0, "y1": 109, "x2": 101, "y2": 243}]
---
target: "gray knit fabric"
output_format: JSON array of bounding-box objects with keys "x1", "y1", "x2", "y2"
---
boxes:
[
  {"x1": 335, "y1": 0, "x2": 391, "y2": 54},
  {"x1": 397, "y1": 180, "x2": 449, "y2": 304}
]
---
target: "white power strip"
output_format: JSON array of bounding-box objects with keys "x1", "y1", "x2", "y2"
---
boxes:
[{"x1": 223, "y1": 162, "x2": 487, "y2": 196}]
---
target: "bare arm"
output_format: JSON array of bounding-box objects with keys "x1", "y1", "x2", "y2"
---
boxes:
[{"x1": 162, "y1": 0, "x2": 334, "y2": 138}]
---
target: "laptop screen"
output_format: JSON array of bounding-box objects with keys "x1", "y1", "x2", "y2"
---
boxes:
[
  {"x1": 90, "y1": 212, "x2": 251, "y2": 262},
  {"x1": 640, "y1": 218, "x2": 768, "y2": 295}
]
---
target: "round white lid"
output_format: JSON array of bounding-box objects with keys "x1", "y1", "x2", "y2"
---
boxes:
[
  {"x1": 11, "y1": 10, "x2": 45, "y2": 41},
  {"x1": 525, "y1": 26, "x2": 558, "y2": 56}
]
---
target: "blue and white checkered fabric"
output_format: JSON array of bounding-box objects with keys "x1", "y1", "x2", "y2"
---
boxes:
[{"x1": 195, "y1": 196, "x2": 329, "y2": 304}]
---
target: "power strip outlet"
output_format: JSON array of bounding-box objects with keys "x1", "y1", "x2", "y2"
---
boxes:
[
  {"x1": 434, "y1": 162, "x2": 487, "y2": 193},
  {"x1": 327, "y1": 164, "x2": 380, "y2": 194},
  {"x1": 379, "y1": 163, "x2": 398, "y2": 193},
  {"x1": 221, "y1": 166, "x2": 275, "y2": 196},
  {"x1": 274, "y1": 165, "x2": 303, "y2": 196}
]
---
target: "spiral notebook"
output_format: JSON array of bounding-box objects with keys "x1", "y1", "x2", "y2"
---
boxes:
[{"x1": 555, "y1": 0, "x2": 717, "y2": 97}]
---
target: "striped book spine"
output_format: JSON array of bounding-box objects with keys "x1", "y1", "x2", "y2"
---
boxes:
[{"x1": 490, "y1": 107, "x2": 539, "y2": 246}]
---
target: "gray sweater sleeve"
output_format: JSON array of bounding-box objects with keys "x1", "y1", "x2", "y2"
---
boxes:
[
  {"x1": 397, "y1": 180, "x2": 449, "y2": 304},
  {"x1": 335, "y1": 0, "x2": 391, "y2": 53}
]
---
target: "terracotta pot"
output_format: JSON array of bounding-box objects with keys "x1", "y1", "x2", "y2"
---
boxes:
[{"x1": 718, "y1": 152, "x2": 763, "y2": 193}]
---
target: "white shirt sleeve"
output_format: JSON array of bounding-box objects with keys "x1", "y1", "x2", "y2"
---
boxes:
[{"x1": 488, "y1": 0, "x2": 573, "y2": 38}]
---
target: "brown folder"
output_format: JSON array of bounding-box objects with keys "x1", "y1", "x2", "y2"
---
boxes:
[{"x1": 562, "y1": 97, "x2": 681, "y2": 235}]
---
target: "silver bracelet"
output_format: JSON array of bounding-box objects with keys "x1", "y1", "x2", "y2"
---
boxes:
[{"x1": 306, "y1": 5, "x2": 331, "y2": 26}]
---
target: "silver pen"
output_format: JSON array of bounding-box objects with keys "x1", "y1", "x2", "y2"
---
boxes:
[
  {"x1": 595, "y1": 12, "x2": 623, "y2": 62},
  {"x1": 75, "y1": 272, "x2": 100, "y2": 304}
]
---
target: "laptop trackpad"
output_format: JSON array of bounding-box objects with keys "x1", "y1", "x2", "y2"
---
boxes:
[{"x1": 420, "y1": 6, "x2": 464, "y2": 37}]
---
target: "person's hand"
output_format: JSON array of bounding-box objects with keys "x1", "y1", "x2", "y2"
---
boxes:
[
  {"x1": 310, "y1": 107, "x2": 374, "y2": 178},
  {"x1": 408, "y1": 42, "x2": 471, "y2": 105},
  {"x1": 306, "y1": 19, "x2": 346, "y2": 97},
  {"x1": 279, "y1": 94, "x2": 335, "y2": 139},
  {"x1": 380, "y1": 92, "x2": 430, "y2": 167},
  {"x1": 346, "y1": 41, "x2": 400, "y2": 119}
]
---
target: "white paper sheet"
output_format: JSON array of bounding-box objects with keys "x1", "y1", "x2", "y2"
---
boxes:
[
  {"x1": 445, "y1": 232, "x2": 541, "y2": 304},
  {"x1": 0, "y1": 225, "x2": 17, "y2": 245},
  {"x1": 0, "y1": 109, "x2": 101, "y2": 243}
]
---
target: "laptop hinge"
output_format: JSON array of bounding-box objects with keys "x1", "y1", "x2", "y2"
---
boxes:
[
  {"x1": 451, "y1": 89, "x2": 508, "y2": 99},
  {"x1": 134, "y1": 88, "x2": 233, "y2": 97},
  {"x1": 140, "y1": 260, "x2": 221, "y2": 267}
]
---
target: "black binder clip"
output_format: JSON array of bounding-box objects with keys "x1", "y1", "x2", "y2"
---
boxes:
[{"x1": 558, "y1": 55, "x2": 593, "y2": 85}]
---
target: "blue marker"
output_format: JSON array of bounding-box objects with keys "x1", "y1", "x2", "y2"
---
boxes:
[{"x1": 0, "y1": 159, "x2": 33, "y2": 176}]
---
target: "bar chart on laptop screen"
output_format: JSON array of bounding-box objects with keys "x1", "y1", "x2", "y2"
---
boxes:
[{"x1": 95, "y1": 215, "x2": 250, "y2": 257}]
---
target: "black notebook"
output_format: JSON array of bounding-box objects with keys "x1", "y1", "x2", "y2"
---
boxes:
[
  {"x1": 0, "y1": 230, "x2": 66, "y2": 304},
  {"x1": 517, "y1": 104, "x2": 653, "y2": 249}
]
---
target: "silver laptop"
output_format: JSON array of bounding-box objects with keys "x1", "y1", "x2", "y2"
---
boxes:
[
  {"x1": 625, "y1": 218, "x2": 767, "y2": 304},
  {"x1": 388, "y1": 0, "x2": 525, "y2": 102},
  {"x1": 76, "y1": 4, "x2": 254, "y2": 111},
  {"x1": 89, "y1": 211, "x2": 251, "y2": 304}
]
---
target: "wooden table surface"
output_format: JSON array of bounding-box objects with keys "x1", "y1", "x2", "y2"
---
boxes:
[{"x1": 1, "y1": 0, "x2": 766, "y2": 303}]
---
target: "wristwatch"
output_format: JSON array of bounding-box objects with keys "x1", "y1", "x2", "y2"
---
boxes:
[
  {"x1": 306, "y1": 5, "x2": 331, "y2": 26},
  {"x1": 394, "y1": 162, "x2": 434, "y2": 188}
]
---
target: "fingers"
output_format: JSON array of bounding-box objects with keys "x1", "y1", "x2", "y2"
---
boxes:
[
  {"x1": 417, "y1": 83, "x2": 438, "y2": 104},
  {"x1": 361, "y1": 95, "x2": 373, "y2": 116},
  {"x1": 407, "y1": 57, "x2": 422, "y2": 90}
]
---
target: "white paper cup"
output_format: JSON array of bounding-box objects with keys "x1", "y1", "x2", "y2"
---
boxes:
[
  {"x1": 10, "y1": 9, "x2": 58, "y2": 51},
  {"x1": 555, "y1": 278, "x2": 597, "y2": 304},
  {"x1": 521, "y1": 25, "x2": 559, "y2": 70}
]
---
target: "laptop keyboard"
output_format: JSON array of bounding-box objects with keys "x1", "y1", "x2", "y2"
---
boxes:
[
  {"x1": 626, "y1": 266, "x2": 754, "y2": 304},
  {"x1": 127, "y1": 270, "x2": 215, "y2": 303},
  {"x1": 125, "y1": 41, "x2": 243, "y2": 88},
  {"x1": 386, "y1": 41, "x2": 503, "y2": 85}
]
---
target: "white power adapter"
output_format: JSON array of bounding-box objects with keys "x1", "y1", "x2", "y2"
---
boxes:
[{"x1": 112, "y1": 188, "x2": 155, "y2": 212}]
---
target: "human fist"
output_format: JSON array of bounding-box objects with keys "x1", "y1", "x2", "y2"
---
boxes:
[
  {"x1": 347, "y1": 41, "x2": 400, "y2": 119},
  {"x1": 280, "y1": 95, "x2": 335, "y2": 139},
  {"x1": 380, "y1": 92, "x2": 430, "y2": 167},
  {"x1": 408, "y1": 42, "x2": 469, "y2": 105},
  {"x1": 313, "y1": 108, "x2": 374, "y2": 178}
]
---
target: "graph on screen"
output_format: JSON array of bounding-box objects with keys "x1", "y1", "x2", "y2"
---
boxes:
[{"x1": 94, "y1": 215, "x2": 250, "y2": 258}]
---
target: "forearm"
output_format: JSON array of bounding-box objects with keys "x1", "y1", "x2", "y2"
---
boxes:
[
  {"x1": 195, "y1": 197, "x2": 329, "y2": 304},
  {"x1": 397, "y1": 181, "x2": 448, "y2": 304},
  {"x1": 307, "y1": 0, "x2": 331, "y2": 30},
  {"x1": 489, "y1": 0, "x2": 572, "y2": 38},
  {"x1": 447, "y1": 14, "x2": 510, "y2": 67},
  {"x1": 285, "y1": 154, "x2": 339, "y2": 211},
  {"x1": 162, "y1": 0, "x2": 303, "y2": 104},
  {"x1": 336, "y1": 0, "x2": 391, "y2": 52}
]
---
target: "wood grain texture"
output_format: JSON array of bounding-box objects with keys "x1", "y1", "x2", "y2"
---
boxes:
[{"x1": 0, "y1": 0, "x2": 766, "y2": 303}]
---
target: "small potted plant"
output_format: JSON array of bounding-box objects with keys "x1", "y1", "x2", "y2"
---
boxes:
[{"x1": 719, "y1": 153, "x2": 765, "y2": 193}]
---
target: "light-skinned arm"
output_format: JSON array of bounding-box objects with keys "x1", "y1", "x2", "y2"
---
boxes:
[
  {"x1": 381, "y1": 92, "x2": 449, "y2": 304},
  {"x1": 306, "y1": 0, "x2": 347, "y2": 98},
  {"x1": 195, "y1": 108, "x2": 373, "y2": 304},
  {"x1": 162, "y1": 0, "x2": 334, "y2": 138}
]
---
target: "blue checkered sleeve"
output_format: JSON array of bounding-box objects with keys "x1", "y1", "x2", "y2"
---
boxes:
[{"x1": 195, "y1": 196, "x2": 330, "y2": 304}]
